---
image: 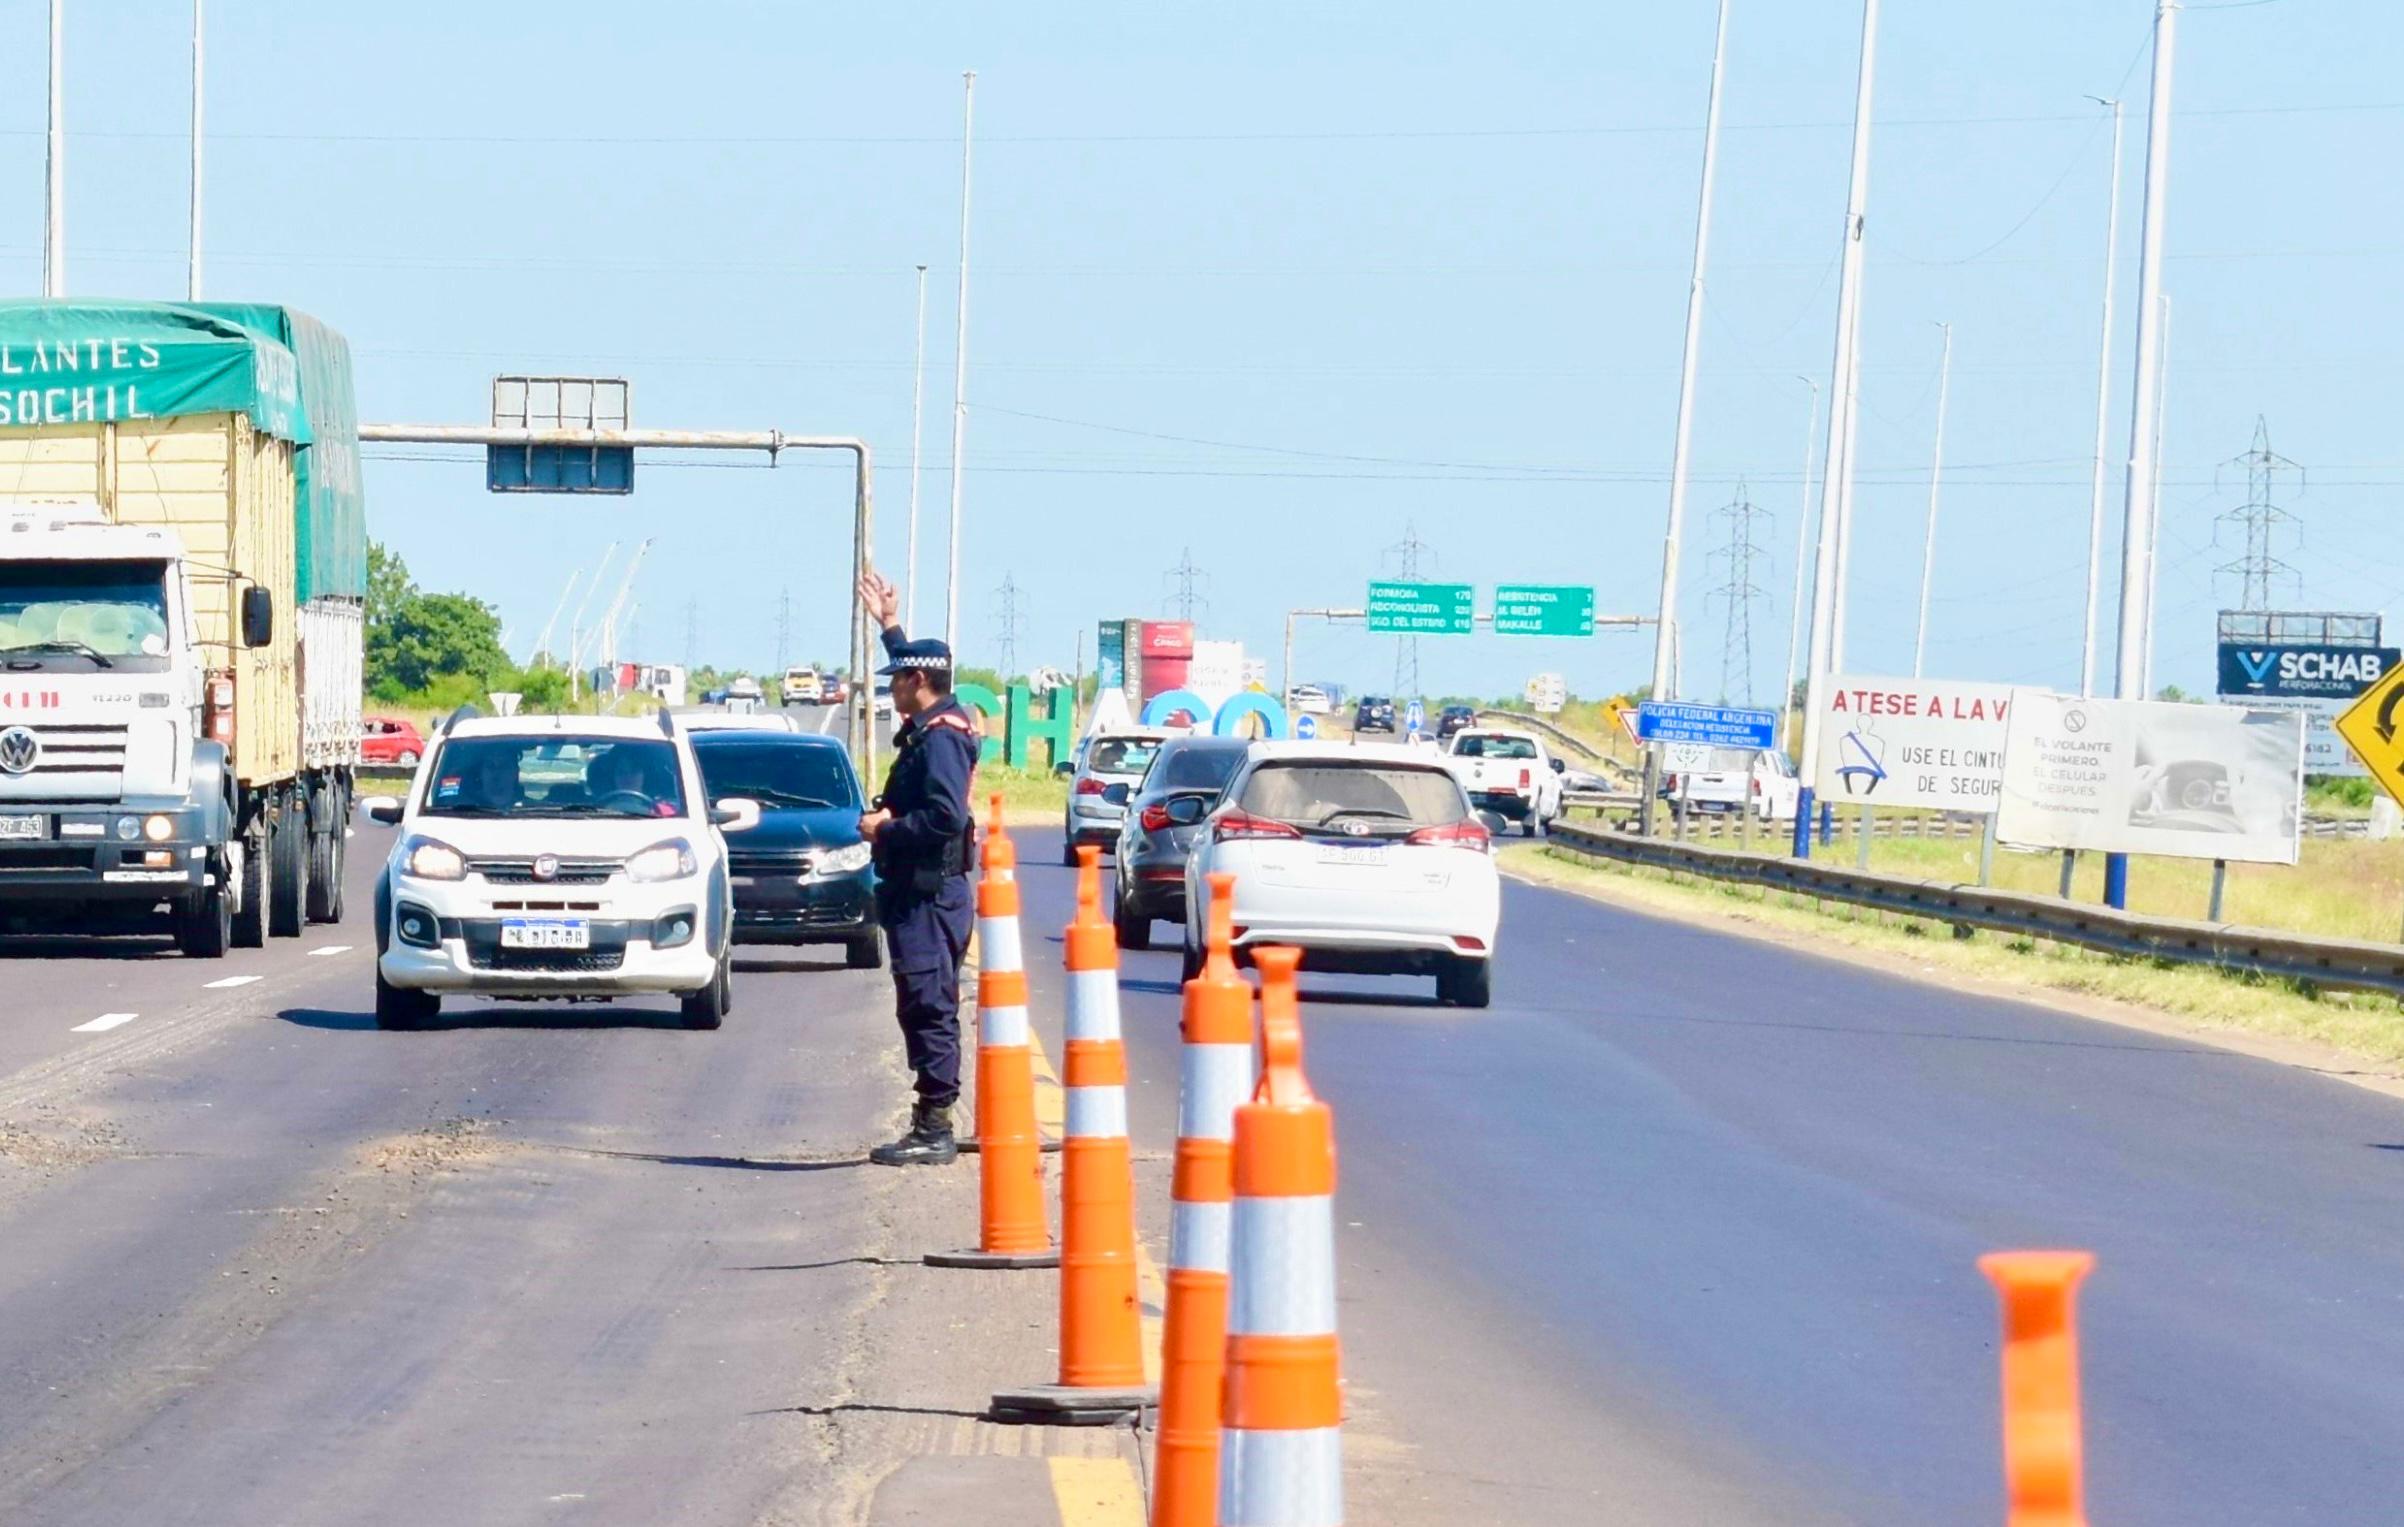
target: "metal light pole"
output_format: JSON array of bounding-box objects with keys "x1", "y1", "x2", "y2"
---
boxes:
[
  {"x1": 943, "y1": 70, "x2": 976, "y2": 651},
  {"x1": 44, "y1": 0, "x2": 64, "y2": 298},
  {"x1": 1793, "y1": 0, "x2": 1882, "y2": 858},
  {"x1": 2144, "y1": 292, "x2": 2172, "y2": 698},
  {"x1": 1780, "y1": 376, "x2": 1821, "y2": 748},
  {"x1": 905, "y1": 262, "x2": 929, "y2": 629},
  {"x1": 2078, "y1": 96, "x2": 2125, "y2": 699},
  {"x1": 187, "y1": 0, "x2": 203, "y2": 301},
  {"x1": 1912, "y1": 320, "x2": 1953, "y2": 677},
  {"x1": 2104, "y1": 0, "x2": 2180, "y2": 911},
  {"x1": 1639, "y1": 0, "x2": 1731, "y2": 835}
]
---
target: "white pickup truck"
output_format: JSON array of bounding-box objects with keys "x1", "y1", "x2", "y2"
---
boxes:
[{"x1": 1441, "y1": 727, "x2": 1564, "y2": 836}]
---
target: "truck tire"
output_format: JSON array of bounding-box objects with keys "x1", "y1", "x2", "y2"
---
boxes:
[
  {"x1": 175, "y1": 882, "x2": 231, "y2": 959},
  {"x1": 270, "y1": 790, "x2": 308, "y2": 938},
  {"x1": 306, "y1": 782, "x2": 346, "y2": 924},
  {"x1": 231, "y1": 823, "x2": 268, "y2": 949}
]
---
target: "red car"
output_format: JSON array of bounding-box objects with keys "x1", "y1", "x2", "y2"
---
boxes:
[{"x1": 361, "y1": 715, "x2": 427, "y2": 766}]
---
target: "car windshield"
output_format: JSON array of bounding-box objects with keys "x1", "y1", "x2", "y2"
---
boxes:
[
  {"x1": 422, "y1": 736, "x2": 689, "y2": 819},
  {"x1": 0, "y1": 558, "x2": 171, "y2": 666},
  {"x1": 1086, "y1": 737, "x2": 1163, "y2": 776},
  {"x1": 1238, "y1": 762, "x2": 1465, "y2": 830},
  {"x1": 1144, "y1": 744, "x2": 1245, "y2": 794},
  {"x1": 1454, "y1": 735, "x2": 1538, "y2": 760},
  {"x1": 694, "y1": 742, "x2": 858, "y2": 810}
]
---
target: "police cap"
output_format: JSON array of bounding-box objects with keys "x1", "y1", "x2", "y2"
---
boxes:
[{"x1": 877, "y1": 637, "x2": 954, "y2": 677}]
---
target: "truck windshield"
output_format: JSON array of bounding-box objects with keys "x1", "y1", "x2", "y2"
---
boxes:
[
  {"x1": 423, "y1": 736, "x2": 689, "y2": 819},
  {"x1": 0, "y1": 560, "x2": 170, "y2": 665}
]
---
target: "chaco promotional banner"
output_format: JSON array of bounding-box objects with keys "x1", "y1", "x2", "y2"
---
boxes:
[
  {"x1": 1995, "y1": 690, "x2": 2305, "y2": 864},
  {"x1": 1811, "y1": 676, "x2": 2015, "y2": 812}
]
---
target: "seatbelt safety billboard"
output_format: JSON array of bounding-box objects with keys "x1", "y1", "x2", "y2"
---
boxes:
[{"x1": 1811, "y1": 676, "x2": 2014, "y2": 813}]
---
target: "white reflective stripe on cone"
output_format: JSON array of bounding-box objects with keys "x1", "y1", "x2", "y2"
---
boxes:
[
  {"x1": 981, "y1": 1004, "x2": 1030, "y2": 1048},
  {"x1": 978, "y1": 915, "x2": 1024, "y2": 972},
  {"x1": 1065, "y1": 1084, "x2": 1128, "y2": 1139},
  {"x1": 1220, "y1": 1426, "x2": 1342, "y2": 1527},
  {"x1": 1064, "y1": 968, "x2": 1121, "y2": 1040},
  {"x1": 1169, "y1": 1198, "x2": 1232, "y2": 1274},
  {"x1": 1229, "y1": 1196, "x2": 1337, "y2": 1336},
  {"x1": 1177, "y1": 1042, "x2": 1253, "y2": 1141}
]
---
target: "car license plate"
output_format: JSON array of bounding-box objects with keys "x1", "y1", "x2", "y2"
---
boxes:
[
  {"x1": 500, "y1": 918, "x2": 589, "y2": 951},
  {"x1": 0, "y1": 815, "x2": 41, "y2": 841},
  {"x1": 1316, "y1": 844, "x2": 1390, "y2": 866}
]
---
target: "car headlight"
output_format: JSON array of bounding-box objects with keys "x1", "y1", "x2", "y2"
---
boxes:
[
  {"x1": 400, "y1": 835, "x2": 467, "y2": 881},
  {"x1": 819, "y1": 840, "x2": 872, "y2": 875},
  {"x1": 627, "y1": 838, "x2": 700, "y2": 883}
]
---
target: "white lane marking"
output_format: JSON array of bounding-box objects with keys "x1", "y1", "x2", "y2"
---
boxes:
[
  {"x1": 72, "y1": 1013, "x2": 137, "y2": 1033},
  {"x1": 202, "y1": 975, "x2": 261, "y2": 989},
  {"x1": 307, "y1": 944, "x2": 352, "y2": 957}
]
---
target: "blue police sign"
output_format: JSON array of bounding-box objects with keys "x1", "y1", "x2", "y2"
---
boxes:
[
  {"x1": 1404, "y1": 699, "x2": 1426, "y2": 733},
  {"x1": 1635, "y1": 700, "x2": 1778, "y2": 749}
]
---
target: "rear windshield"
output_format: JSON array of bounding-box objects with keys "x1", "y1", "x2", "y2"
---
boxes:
[
  {"x1": 1238, "y1": 762, "x2": 1465, "y2": 830},
  {"x1": 1086, "y1": 737, "x2": 1163, "y2": 776},
  {"x1": 694, "y1": 742, "x2": 858, "y2": 810},
  {"x1": 1454, "y1": 734, "x2": 1538, "y2": 760},
  {"x1": 1146, "y1": 745, "x2": 1245, "y2": 794},
  {"x1": 424, "y1": 736, "x2": 688, "y2": 819}
]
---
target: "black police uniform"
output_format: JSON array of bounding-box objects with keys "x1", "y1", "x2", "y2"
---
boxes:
[{"x1": 867, "y1": 630, "x2": 979, "y2": 1141}]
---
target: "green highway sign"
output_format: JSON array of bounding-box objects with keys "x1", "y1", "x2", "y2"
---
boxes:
[
  {"x1": 1366, "y1": 580, "x2": 1476, "y2": 635},
  {"x1": 1492, "y1": 583, "x2": 1595, "y2": 637}
]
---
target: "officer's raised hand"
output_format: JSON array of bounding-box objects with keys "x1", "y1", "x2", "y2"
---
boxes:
[{"x1": 856, "y1": 569, "x2": 902, "y2": 632}]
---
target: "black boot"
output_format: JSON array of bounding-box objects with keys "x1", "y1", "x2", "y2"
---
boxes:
[{"x1": 869, "y1": 1099, "x2": 957, "y2": 1167}]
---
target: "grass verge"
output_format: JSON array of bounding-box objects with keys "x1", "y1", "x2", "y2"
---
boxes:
[
  {"x1": 977, "y1": 764, "x2": 1068, "y2": 826},
  {"x1": 1500, "y1": 840, "x2": 2404, "y2": 1070}
]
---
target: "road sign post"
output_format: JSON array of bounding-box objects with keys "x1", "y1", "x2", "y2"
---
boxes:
[{"x1": 1493, "y1": 584, "x2": 1596, "y2": 638}]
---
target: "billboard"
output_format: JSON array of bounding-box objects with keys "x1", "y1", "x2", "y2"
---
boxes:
[
  {"x1": 1811, "y1": 676, "x2": 2014, "y2": 813},
  {"x1": 2215, "y1": 642, "x2": 2398, "y2": 700},
  {"x1": 1996, "y1": 691, "x2": 2305, "y2": 865}
]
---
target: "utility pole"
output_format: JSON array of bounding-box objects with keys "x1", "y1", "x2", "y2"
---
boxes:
[
  {"x1": 944, "y1": 71, "x2": 976, "y2": 650},
  {"x1": 1383, "y1": 522, "x2": 1433, "y2": 698},
  {"x1": 1163, "y1": 547, "x2": 1210, "y2": 622},
  {"x1": 1646, "y1": 0, "x2": 1732, "y2": 711},
  {"x1": 992, "y1": 573, "x2": 1026, "y2": 679},
  {"x1": 1709, "y1": 481, "x2": 1768, "y2": 706},
  {"x1": 774, "y1": 588, "x2": 793, "y2": 674},
  {"x1": 906, "y1": 262, "x2": 929, "y2": 630},
  {"x1": 2078, "y1": 96, "x2": 2125, "y2": 699},
  {"x1": 44, "y1": 0, "x2": 64, "y2": 298},
  {"x1": 1793, "y1": 0, "x2": 1883, "y2": 858},
  {"x1": 2215, "y1": 416, "x2": 2302, "y2": 613},
  {"x1": 188, "y1": 0, "x2": 203, "y2": 300},
  {"x1": 1912, "y1": 321, "x2": 1954, "y2": 678},
  {"x1": 1780, "y1": 377, "x2": 1821, "y2": 746},
  {"x1": 2105, "y1": 0, "x2": 2181, "y2": 911},
  {"x1": 2145, "y1": 292, "x2": 2173, "y2": 698}
]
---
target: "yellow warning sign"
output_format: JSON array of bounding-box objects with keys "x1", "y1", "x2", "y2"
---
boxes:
[{"x1": 2332, "y1": 664, "x2": 2404, "y2": 806}]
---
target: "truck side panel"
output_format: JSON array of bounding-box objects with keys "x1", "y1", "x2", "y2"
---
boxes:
[{"x1": 299, "y1": 598, "x2": 363, "y2": 770}]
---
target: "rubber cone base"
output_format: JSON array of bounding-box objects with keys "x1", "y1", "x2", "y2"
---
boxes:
[
  {"x1": 924, "y1": 1246, "x2": 1061, "y2": 1270},
  {"x1": 957, "y1": 1136, "x2": 1062, "y2": 1156},
  {"x1": 987, "y1": 1382, "x2": 1155, "y2": 1426}
]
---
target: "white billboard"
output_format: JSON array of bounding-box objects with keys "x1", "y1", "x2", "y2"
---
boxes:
[
  {"x1": 1187, "y1": 640, "x2": 1246, "y2": 706},
  {"x1": 1811, "y1": 675, "x2": 2015, "y2": 813},
  {"x1": 2221, "y1": 694, "x2": 2363, "y2": 778},
  {"x1": 1996, "y1": 690, "x2": 2305, "y2": 865}
]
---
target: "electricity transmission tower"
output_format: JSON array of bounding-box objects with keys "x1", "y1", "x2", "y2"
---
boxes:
[
  {"x1": 992, "y1": 574, "x2": 1027, "y2": 678},
  {"x1": 773, "y1": 588, "x2": 793, "y2": 673},
  {"x1": 1707, "y1": 481, "x2": 1769, "y2": 705},
  {"x1": 1383, "y1": 522, "x2": 1434, "y2": 697},
  {"x1": 682, "y1": 597, "x2": 699, "y2": 672},
  {"x1": 2214, "y1": 416, "x2": 2303, "y2": 612},
  {"x1": 1163, "y1": 548, "x2": 1210, "y2": 622}
]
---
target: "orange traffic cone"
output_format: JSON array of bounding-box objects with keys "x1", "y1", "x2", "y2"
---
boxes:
[
  {"x1": 1219, "y1": 945, "x2": 1343, "y2": 1524},
  {"x1": 1979, "y1": 1251, "x2": 2093, "y2": 1527},
  {"x1": 992, "y1": 845, "x2": 1154, "y2": 1423},
  {"x1": 1152, "y1": 872, "x2": 1255, "y2": 1527},
  {"x1": 926, "y1": 796, "x2": 1058, "y2": 1270}
]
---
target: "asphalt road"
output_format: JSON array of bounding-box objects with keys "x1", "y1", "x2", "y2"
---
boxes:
[{"x1": 3, "y1": 810, "x2": 2402, "y2": 1524}]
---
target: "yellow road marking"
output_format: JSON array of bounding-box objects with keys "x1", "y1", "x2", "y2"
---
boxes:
[{"x1": 1046, "y1": 1455, "x2": 1146, "y2": 1526}]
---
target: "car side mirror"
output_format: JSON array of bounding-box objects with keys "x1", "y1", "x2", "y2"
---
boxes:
[
  {"x1": 1550, "y1": 757, "x2": 1566, "y2": 773},
  {"x1": 240, "y1": 586, "x2": 274, "y2": 648},
  {"x1": 1163, "y1": 795, "x2": 1208, "y2": 827},
  {"x1": 710, "y1": 797, "x2": 762, "y2": 832},
  {"x1": 362, "y1": 795, "x2": 404, "y2": 825}
]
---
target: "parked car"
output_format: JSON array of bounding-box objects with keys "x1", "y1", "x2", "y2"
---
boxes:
[
  {"x1": 1663, "y1": 746, "x2": 1800, "y2": 821},
  {"x1": 1285, "y1": 684, "x2": 1332, "y2": 715},
  {"x1": 362, "y1": 715, "x2": 428, "y2": 767},
  {"x1": 1111, "y1": 735, "x2": 1252, "y2": 949},
  {"x1": 1063, "y1": 728, "x2": 1173, "y2": 864},
  {"x1": 1442, "y1": 727, "x2": 1565, "y2": 835},
  {"x1": 690, "y1": 729, "x2": 880, "y2": 966},
  {"x1": 1436, "y1": 704, "x2": 1478, "y2": 739},
  {"x1": 1353, "y1": 696, "x2": 1397, "y2": 733},
  {"x1": 363, "y1": 711, "x2": 746, "y2": 1030},
  {"x1": 1178, "y1": 741, "x2": 1499, "y2": 1007}
]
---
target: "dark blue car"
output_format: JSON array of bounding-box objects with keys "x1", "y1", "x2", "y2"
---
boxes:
[{"x1": 689, "y1": 730, "x2": 881, "y2": 968}]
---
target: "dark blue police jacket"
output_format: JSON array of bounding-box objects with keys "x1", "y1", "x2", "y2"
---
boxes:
[{"x1": 873, "y1": 693, "x2": 979, "y2": 895}]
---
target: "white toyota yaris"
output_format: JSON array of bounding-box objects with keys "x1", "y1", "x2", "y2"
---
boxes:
[
  {"x1": 1176, "y1": 741, "x2": 1501, "y2": 1007},
  {"x1": 365, "y1": 712, "x2": 750, "y2": 1031}
]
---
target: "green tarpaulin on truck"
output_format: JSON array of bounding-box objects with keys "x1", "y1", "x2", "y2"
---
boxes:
[{"x1": 0, "y1": 299, "x2": 368, "y2": 603}]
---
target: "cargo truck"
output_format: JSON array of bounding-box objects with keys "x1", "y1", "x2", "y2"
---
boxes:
[{"x1": 0, "y1": 301, "x2": 366, "y2": 955}]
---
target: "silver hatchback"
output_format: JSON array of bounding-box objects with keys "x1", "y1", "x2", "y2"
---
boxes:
[
  {"x1": 1062, "y1": 729, "x2": 1173, "y2": 865},
  {"x1": 1110, "y1": 735, "x2": 1251, "y2": 949}
]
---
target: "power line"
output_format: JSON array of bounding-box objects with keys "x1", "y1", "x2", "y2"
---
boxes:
[{"x1": 2214, "y1": 416, "x2": 2304, "y2": 611}]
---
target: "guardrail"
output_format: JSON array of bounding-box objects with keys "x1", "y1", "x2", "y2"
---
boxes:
[{"x1": 1543, "y1": 820, "x2": 2404, "y2": 1000}]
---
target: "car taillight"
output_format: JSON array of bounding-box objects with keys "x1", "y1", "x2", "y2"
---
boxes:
[
  {"x1": 1139, "y1": 803, "x2": 1172, "y2": 832},
  {"x1": 1406, "y1": 820, "x2": 1491, "y2": 853},
  {"x1": 1213, "y1": 810, "x2": 1301, "y2": 844},
  {"x1": 1518, "y1": 768, "x2": 1531, "y2": 790},
  {"x1": 1662, "y1": 773, "x2": 1679, "y2": 792},
  {"x1": 1076, "y1": 777, "x2": 1108, "y2": 795}
]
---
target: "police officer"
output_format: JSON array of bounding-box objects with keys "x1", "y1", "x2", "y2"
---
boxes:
[{"x1": 855, "y1": 569, "x2": 979, "y2": 1167}]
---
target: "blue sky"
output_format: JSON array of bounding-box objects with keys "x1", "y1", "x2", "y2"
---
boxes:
[{"x1": 5, "y1": 1, "x2": 2400, "y2": 702}]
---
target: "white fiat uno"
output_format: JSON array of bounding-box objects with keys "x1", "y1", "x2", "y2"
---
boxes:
[{"x1": 364, "y1": 710, "x2": 752, "y2": 1030}]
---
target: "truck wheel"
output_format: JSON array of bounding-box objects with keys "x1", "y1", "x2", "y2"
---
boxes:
[
  {"x1": 175, "y1": 883, "x2": 231, "y2": 959},
  {"x1": 231, "y1": 825, "x2": 268, "y2": 949},
  {"x1": 270, "y1": 792, "x2": 308, "y2": 938},
  {"x1": 306, "y1": 784, "x2": 346, "y2": 924}
]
